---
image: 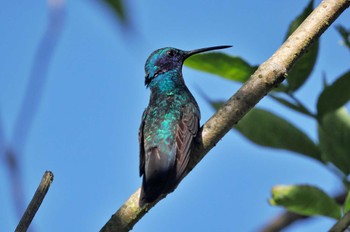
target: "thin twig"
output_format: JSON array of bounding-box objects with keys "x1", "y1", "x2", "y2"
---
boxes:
[
  {"x1": 15, "y1": 171, "x2": 54, "y2": 232},
  {"x1": 261, "y1": 212, "x2": 308, "y2": 232},
  {"x1": 11, "y1": 0, "x2": 66, "y2": 155},
  {"x1": 288, "y1": 93, "x2": 316, "y2": 118},
  {"x1": 330, "y1": 211, "x2": 350, "y2": 232},
  {"x1": 100, "y1": 0, "x2": 350, "y2": 231}
]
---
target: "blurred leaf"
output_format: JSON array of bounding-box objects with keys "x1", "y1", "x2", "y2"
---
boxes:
[
  {"x1": 235, "y1": 108, "x2": 321, "y2": 160},
  {"x1": 185, "y1": 53, "x2": 256, "y2": 83},
  {"x1": 284, "y1": 0, "x2": 318, "y2": 92},
  {"x1": 317, "y1": 70, "x2": 350, "y2": 117},
  {"x1": 344, "y1": 191, "x2": 350, "y2": 213},
  {"x1": 269, "y1": 185, "x2": 341, "y2": 219},
  {"x1": 104, "y1": 0, "x2": 128, "y2": 25},
  {"x1": 270, "y1": 94, "x2": 314, "y2": 117},
  {"x1": 318, "y1": 107, "x2": 350, "y2": 174},
  {"x1": 336, "y1": 25, "x2": 350, "y2": 50},
  {"x1": 212, "y1": 102, "x2": 321, "y2": 160}
]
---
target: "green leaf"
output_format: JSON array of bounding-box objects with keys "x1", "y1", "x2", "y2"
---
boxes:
[
  {"x1": 318, "y1": 107, "x2": 350, "y2": 174},
  {"x1": 284, "y1": 0, "x2": 318, "y2": 92},
  {"x1": 344, "y1": 191, "x2": 350, "y2": 213},
  {"x1": 336, "y1": 25, "x2": 350, "y2": 50},
  {"x1": 317, "y1": 70, "x2": 350, "y2": 117},
  {"x1": 269, "y1": 94, "x2": 314, "y2": 117},
  {"x1": 212, "y1": 102, "x2": 321, "y2": 160},
  {"x1": 185, "y1": 53, "x2": 256, "y2": 83},
  {"x1": 235, "y1": 108, "x2": 321, "y2": 160},
  {"x1": 103, "y1": 0, "x2": 128, "y2": 25},
  {"x1": 269, "y1": 185, "x2": 341, "y2": 219}
]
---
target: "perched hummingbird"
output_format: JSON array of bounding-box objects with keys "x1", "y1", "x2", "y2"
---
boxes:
[{"x1": 139, "y1": 45, "x2": 231, "y2": 206}]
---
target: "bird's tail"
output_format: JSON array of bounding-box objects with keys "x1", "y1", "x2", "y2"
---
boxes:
[
  {"x1": 139, "y1": 147, "x2": 175, "y2": 207},
  {"x1": 139, "y1": 178, "x2": 164, "y2": 207}
]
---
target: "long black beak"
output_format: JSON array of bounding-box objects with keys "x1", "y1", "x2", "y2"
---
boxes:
[{"x1": 185, "y1": 45, "x2": 232, "y2": 58}]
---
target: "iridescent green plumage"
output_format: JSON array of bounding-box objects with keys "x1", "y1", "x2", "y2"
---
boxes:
[{"x1": 139, "y1": 46, "x2": 231, "y2": 206}]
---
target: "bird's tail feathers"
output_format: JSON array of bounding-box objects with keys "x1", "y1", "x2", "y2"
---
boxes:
[{"x1": 139, "y1": 147, "x2": 175, "y2": 206}]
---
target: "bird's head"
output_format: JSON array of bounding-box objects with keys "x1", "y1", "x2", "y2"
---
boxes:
[{"x1": 144, "y1": 45, "x2": 231, "y2": 87}]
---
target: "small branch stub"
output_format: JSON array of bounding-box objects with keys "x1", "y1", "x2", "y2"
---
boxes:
[{"x1": 15, "y1": 171, "x2": 54, "y2": 232}]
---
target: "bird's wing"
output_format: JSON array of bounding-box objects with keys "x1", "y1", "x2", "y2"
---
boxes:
[
  {"x1": 175, "y1": 103, "x2": 200, "y2": 180},
  {"x1": 139, "y1": 109, "x2": 147, "y2": 177}
]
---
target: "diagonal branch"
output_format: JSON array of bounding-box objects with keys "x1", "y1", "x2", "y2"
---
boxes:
[
  {"x1": 100, "y1": 1, "x2": 350, "y2": 231},
  {"x1": 329, "y1": 211, "x2": 350, "y2": 232},
  {"x1": 261, "y1": 212, "x2": 308, "y2": 232},
  {"x1": 15, "y1": 171, "x2": 54, "y2": 232}
]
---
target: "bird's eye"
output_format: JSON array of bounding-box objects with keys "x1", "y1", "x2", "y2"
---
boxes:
[{"x1": 167, "y1": 50, "x2": 175, "y2": 57}]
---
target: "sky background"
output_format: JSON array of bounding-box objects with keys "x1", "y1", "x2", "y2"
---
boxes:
[{"x1": 0, "y1": 1, "x2": 350, "y2": 231}]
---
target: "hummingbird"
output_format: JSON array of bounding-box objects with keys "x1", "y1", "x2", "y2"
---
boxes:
[{"x1": 139, "y1": 45, "x2": 232, "y2": 206}]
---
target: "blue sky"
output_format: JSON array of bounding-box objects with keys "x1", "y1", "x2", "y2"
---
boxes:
[{"x1": 1, "y1": 1, "x2": 349, "y2": 231}]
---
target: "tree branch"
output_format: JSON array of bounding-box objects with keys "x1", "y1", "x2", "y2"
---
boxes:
[
  {"x1": 100, "y1": 0, "x2": 350, "y2": 231},
  {"x1": 15, "y1": 171, "x2": 54, "y2": 232},
  {"x1": 261, "y1": 212, "x2": 308, "y2": 232},
  {"x1": 329, "y1": 211, "x2": 350, "y2": 232}
]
